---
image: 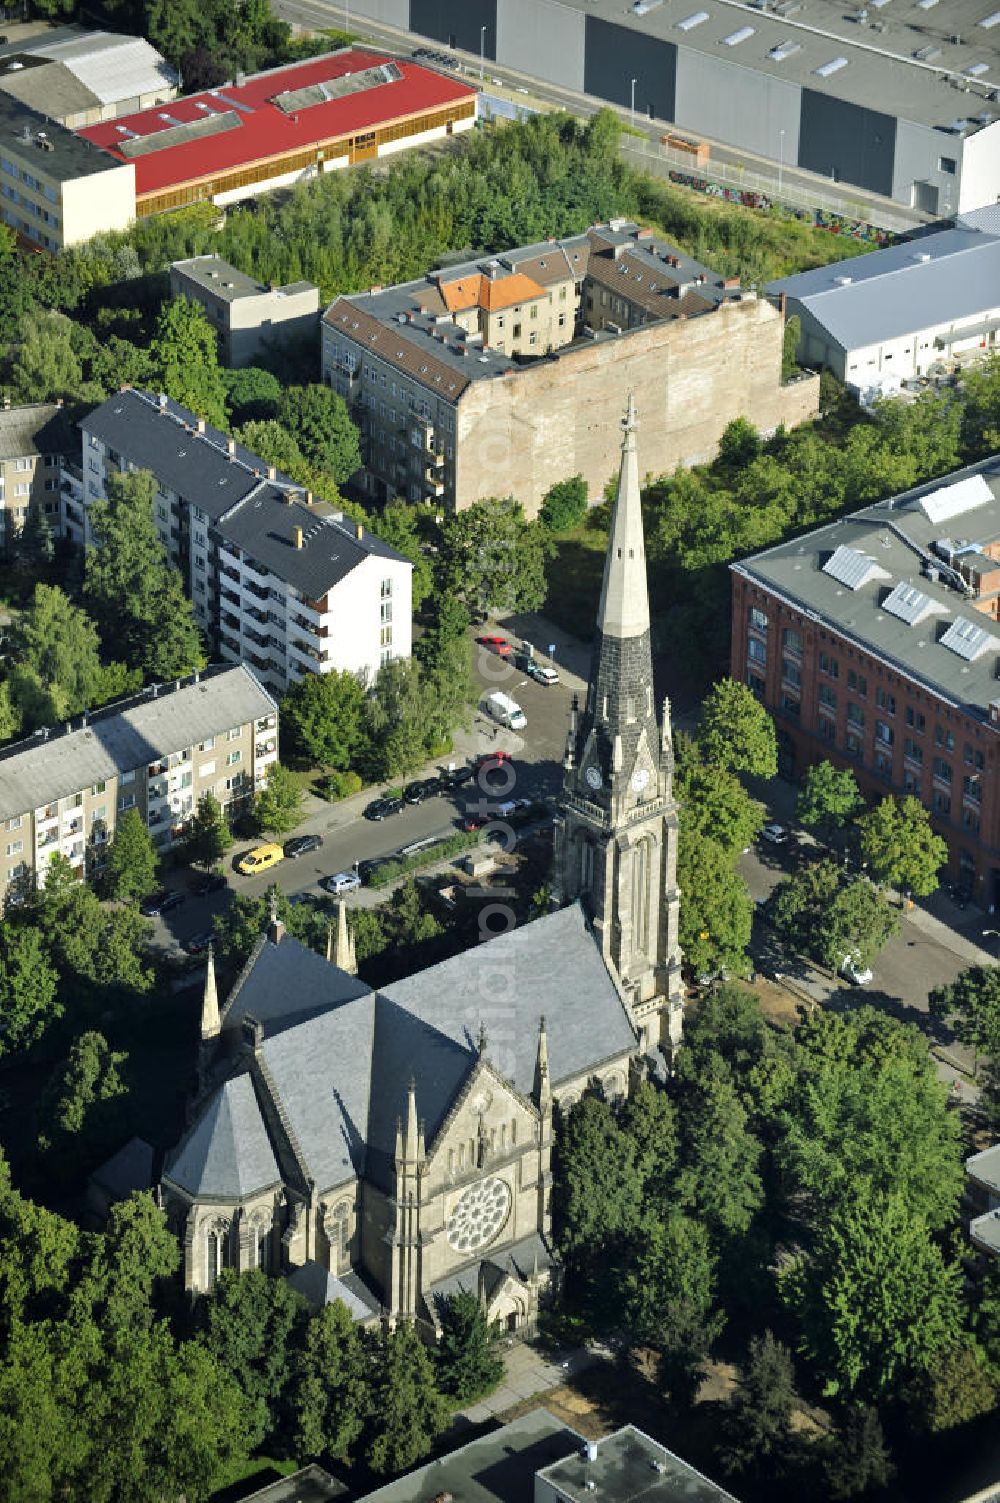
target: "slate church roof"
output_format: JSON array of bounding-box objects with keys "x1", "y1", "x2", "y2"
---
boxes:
[{"x1": 165, "y1": 903, "x2": 637, "y2": 1203}]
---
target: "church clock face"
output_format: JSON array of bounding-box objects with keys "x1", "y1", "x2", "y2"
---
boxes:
[
  {"x1": 446, "y1": 1176, "x2": 511, "y2": 1255},
  {"x1": 585, "y1": 764, "x2": 602, "y2": 790},
  {"x1": 631, "y1": 767, "x2": 650, "y2": 793}
]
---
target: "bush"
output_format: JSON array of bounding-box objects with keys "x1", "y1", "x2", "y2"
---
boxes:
[
  {"x1": 540, "y1": 475, "x2": 588, "y2": 533},
  {"x1": 366, "y1": 831, "x2": 482, "y2": 887},
  {"x1": 316, "y1": 769, "x2": 363, "y2": 803}
]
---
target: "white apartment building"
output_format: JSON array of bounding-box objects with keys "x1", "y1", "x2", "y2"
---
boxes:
[
  {"x1": 74, "y1": 390, "x2": 412, "y2": 697},
  {"x1": 0, "y1": 666, "x2": 277, "y2": 903}
]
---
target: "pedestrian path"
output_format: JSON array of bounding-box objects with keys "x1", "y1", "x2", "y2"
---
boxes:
[{"x1": 458, "y1": 1342, "x2": 603, "y2": 1425}]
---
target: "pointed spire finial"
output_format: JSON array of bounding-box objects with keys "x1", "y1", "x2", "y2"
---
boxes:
[
  {"x1": 200, "y1": 942, "x2": 221, "y2": 1041},
  {"x1": 404, "y1": 1077, "x2": 418, "y2": 1161},
  {"x1": 622, "y1": 390, "x2": 637, "y2": 436},
  {"x1": 477, "y1": 1019, "x2": 488, "y2": 1056},
  {"x1": 596, "y1": 397, "x2": 649, "y2": 642},
  {"x1": 534, "y1": 1014, "x2": 551, "y2": 1109},
  {"x1": 330, "y1": 898, "x2": 357, "y2": 975}
]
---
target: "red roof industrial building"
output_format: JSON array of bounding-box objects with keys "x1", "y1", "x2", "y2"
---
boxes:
[{"x1": 77, "y1": 48, "x2": 477, "y2": 215}]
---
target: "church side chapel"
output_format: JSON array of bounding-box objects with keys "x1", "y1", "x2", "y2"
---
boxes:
[{"x1": 159, "y1": 399, "x2": 684, "y2": 1334}]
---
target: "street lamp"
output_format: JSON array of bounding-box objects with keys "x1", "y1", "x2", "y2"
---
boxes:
[
  {"x1": 480, "y1": 24, "x2": 486, "y2": 81},
  {"x1": 630, "y1": 76, "x2": 637, "y2": 126},
  {"x1": 778, "y1": 128, "x2": 785, "y2": 196}
]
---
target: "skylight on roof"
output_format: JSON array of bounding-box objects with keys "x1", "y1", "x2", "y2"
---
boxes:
[
  {"x1": 723, "y1": 24, "x2": 755, "y2": 43},
  {"x1": 814, "y1": 56, "x2": 849, "y2": 77},
  {"x1": 966, "y1": 61, "x2": 991, "y2": 75},
  {"x1": 768, "y1": 39, "x2": 801, "y2": 59},
  {"x1": 916, "y1": 473, "x2": 992, "y2": 525},
  {"x1": 940, "y1": 615, "x2": 997, "y2": 661},
  {"x1": 822, "y1": 544, "x2": 891, "y2": 591},
  {"x1": 918, "y1": 0, "x2": 939, "y2": 8},
  {"x1": 980, "y1": 8, "x2": 1000, "y2": 27},
  {"x1": 677, "y1": 10, "x2": 710, "y2": 29},
  {"x1": 881, "y1": 582, "x2": 949, "y2": 627}
]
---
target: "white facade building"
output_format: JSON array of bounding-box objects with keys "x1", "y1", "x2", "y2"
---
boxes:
[{"x1": 74, "y1": 390, "x2": 412, "y2": 697}]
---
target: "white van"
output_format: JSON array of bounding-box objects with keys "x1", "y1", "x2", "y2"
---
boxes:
[{"x1": 484, "y1": 691, "x2": 526, "y2": 731}]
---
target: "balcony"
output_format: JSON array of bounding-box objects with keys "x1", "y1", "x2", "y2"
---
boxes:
[
  {"x1": 243, "y1": 579, "x2": 271, "y2": 603},
  {"x1": 220, "y1": 565, "x2": 240, "y2": 584},
  {"x1": 428, "y1": 450, "x2": 445, "y2": 468},
  {"x1": 425, "y1": 478, "x2": 445, "y2": 499},
  {"x1": 148, "y1": 780, "x2": 168, "y2": 801},
  {"x1": 256, "y1": 739, "x2": 277, "y2": 757},
  {"x1": 246, "y1": 606, "x2": 269, "y2": 625},
  {"x1": 289, "y1": 638, "x2": 322, "y2": 664},
  {"x1": 219, "y1": 633, "x2": 241, "y2": 657},
  {"x1": 244, "y1": 627, "x2": 271, "y2": 649},
  {"x1": 148, "y1": 760, "x2": 167, "y2": 777},
  {"x1": 243, "y1": 558, "x2": 269, "y2": 580}
]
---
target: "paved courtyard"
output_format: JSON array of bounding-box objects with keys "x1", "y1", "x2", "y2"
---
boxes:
[{"x1": 459, "y1": 1343, "x2": 604, "y2": 1424}]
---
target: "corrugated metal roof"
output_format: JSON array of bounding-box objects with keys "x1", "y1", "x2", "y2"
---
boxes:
[
  {"x1": 23, "y1": 32, "x2": 176, "y2": 106},
  {"x1": 940, "y1": 614, "x2": 997, "y2": 660},
  {"x1": 822, "y1": 543, "x2": 891, "y2": 590},
  {"x1": 917, "y1": 472, "x2": 993, "y2": 524},
  {"x1": 768, "y1": 227, "x2": 1000, "y2": 354},
  {"x1": 881, "y1": 581, "x2": 949, "y2": 627}
]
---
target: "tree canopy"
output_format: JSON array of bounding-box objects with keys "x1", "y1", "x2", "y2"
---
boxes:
[
  {"x1": 697, "y1": 679, "x2": 777, "y2": 779},
  {"x1": 856, "y1": 795, "x2": 948, "y2": 897}
]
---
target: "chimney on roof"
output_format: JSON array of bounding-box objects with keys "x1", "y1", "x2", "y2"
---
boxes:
[
  {"x1": 158, "y1": 392, "x2": 168, "y2": 408},
  {"x1": 119, "y1": 383, "x2": 131, "y2": 392},
  {"x1": 370, "y1": 284, "x2": 382, "y2": 295},
  {"x1": 355, "y1": 522, "x2": 363, "y2": 540},
  {"x1": 267, "y1": 465, "x2": 277, "y2": 480},
  {"x1": 294, "y1": 525, "x2": 304, "y2": 549},
  {"x1": 227, "y1": 438, "x2": 235, "y2": 457},
  {"x1": 196, "y1": 418, "x2": 206, "y2": 434},
  {"x1": 1, "y1": 398, "x2": 9, "y2": 411},
  {"x1": 305, "y1": 490, "x2": 313, "y2": 506}
]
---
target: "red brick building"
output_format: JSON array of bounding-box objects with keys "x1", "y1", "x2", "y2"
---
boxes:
[{"x1": 731, "y1": 461, "x2": 1000, "y2": 905}]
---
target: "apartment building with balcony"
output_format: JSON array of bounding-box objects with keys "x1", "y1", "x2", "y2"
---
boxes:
[
  {"x1": 75, "y1": 389, "x2": 412, "y2": 696},
  {"x1": 0, "y1": 665, "x2": 277, "y2": 903},
  {"x1": 0, "y1": 400, "x2": 76, "y2": 554},
  {"x1": 321, "y1": 219, "x2": 818, "y2": 518},
  {"x1": 731, "y1": 457, "x2": 1000, "y2": 905}
]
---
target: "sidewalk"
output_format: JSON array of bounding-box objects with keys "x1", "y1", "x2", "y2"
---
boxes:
[{"x1": 457, "y1": 1341, "x2": 606, "y2": 1426}]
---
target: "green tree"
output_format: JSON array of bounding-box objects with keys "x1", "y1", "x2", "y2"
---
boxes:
[
  {"x1": 366, "y1": 1321, "x2": 450, "y2": 1475},
  {"x1": 0, "y1": 925, "x2": 61, "y2": 1059},
  {"x1": 84, "y1": 469, "x2": 205, "y2": 680},
  {"x1": 19, "y1": 503, "x2": 55, "y2": 568},
  {"x1": 360, "y1": 657, "x2": 430, "y2": 781},
  {"x1": 676, "y1": 755, "x2": 764, "y2": 860},
  {"x1": 224, "y1": 365, "x2": 282, "y2": 423},
  {"x1": 620, "y1": 1209, "x2": 721, "y2": 1361},
  {"x1": 930, "y1": 964, "x2": 1000, "y2": 1065},
  {"x1": 6, "y1": 309, "x2": 83, "y2": 403},
  {"x1": 184, "y1": 791, "x2": 233, "y2": 871},
  {"x1": 150, "y1": 297, "x2": 228, "y2": 427},
  {"x1": 253, "y1": 762, "x2": 304, "y2": 837},
  {"x1": 719, "y1": 1331, "x2": 797, "y2": 1478},
  {"x1": 906, "y1": 1342, "x2": 998, "y2": 1434},
  {"x1": 677, "y1": 830, "x2": 753, "y2": 978},
  {"x1": 856, "y1": 795, "x2": 947, "y2": 897},
  {"x1": 36, "y1": 1031, "x2": 128, "y2": 1157},
  {"x1": 539, "y1": 474, "x2": 588, "y2": 532},
  {"x1": 696, "y1": 678, "x2": 777, "y2": 778},
  {"x1": 198, "y1": 1268, "x2": 308, "y2": 1450},
  {"x1": 435, "y1": 1292, "x2": 505, "y2": 1401},
  {"x1": 0, "y1": 679, "x2": 20, "y2": 742},
  {"x1": 102, "y1": 807, "x2": 159, "y2": 901},
  {"x1": 413, "y1": 598, "x2": 477, "y2": 753},
  {"x1": 717, "y1": 417, "x2": 762, "y2": 472},
  {"x1": 290, "y1": 1299, "x2": 370, "y2": 1463},
  {"x1": 553, "y1": 1094, "x2": 643, "y2": 1285},
  {"x1": 767, "y1": 860, "x2": 898, "y2": 971},
  {"x1": 824, "y1": 1405, "x2": 894, "y2": 1501},
  {"x1": 795, "y1": 761, "x2": 863, "y2": 842},
  {"x1": 781, "y1": 1188, "x2": 963, "y2": 1400},
  {"x1": 278, "y1": 384, "x2": 362, "y2": 482},
  {"x1": 781, "y1": 314, "x2": 801, "y2": 381},
  {"x1": 10, "y1": 584, "x2": 104, "y2": 727},
  {"x1": 369, "y1": 501, "x2": 434, "y2": 612},
  {"x1": 281, "y1": 668, "x2": 367, "y2": 769},
  {"x1": 676, "y1": 1077, "x2": 764, "y2": 1241},
  {"x1": 38, "y1": 883, "x2": 154, "y2": 996},
  {"x1": 440, "y1": 497, "x2": 555, "y2": 614}
]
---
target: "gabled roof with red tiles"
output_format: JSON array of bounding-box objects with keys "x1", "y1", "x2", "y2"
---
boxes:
[
  {"x1": 76, "y1": 47, "x2": 476, "y2": 199},
  {"x1": 438, "y1": 270, "x2": 547, "y2": 315}
]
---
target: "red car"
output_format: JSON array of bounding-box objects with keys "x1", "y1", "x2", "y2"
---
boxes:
[
  {"x1": 474, "y1": 751, "x2": 512, "y2": 769},
  {"x1": 475, "y1": 635, "x2": 512, "y2": 656},
  {"x1": 462, "y1": 813, "x2": 490, "y2": 832}
]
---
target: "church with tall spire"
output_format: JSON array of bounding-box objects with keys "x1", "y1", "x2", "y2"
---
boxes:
[
  {"x1": 153, "y1": 397, "x2": 684, "y2": 1329},
  {"x1": 555, "y1": 396, "x2": 684, "y2": 1052}
]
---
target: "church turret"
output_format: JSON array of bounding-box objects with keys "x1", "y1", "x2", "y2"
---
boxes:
[
  {"x1": 553, "y1": 396, "x2": 684, "y2": 1055},
  {"x1": 533, "y1": 1015, "x2": 551, "y2": 1113},
  {"x1": 328, "y1": 900, "x2": 357, "y2": 975},
  {"x1": 200, "y1": 944, "x2": 221, "y2": 1042},
  {"x1": 392, "y1": 1077, "x2": 425, "y2": 1321}
]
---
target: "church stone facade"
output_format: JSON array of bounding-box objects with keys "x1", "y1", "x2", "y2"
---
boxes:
[{"x1": 158, "y1": 400, "x2": 683, "y2": 1331}]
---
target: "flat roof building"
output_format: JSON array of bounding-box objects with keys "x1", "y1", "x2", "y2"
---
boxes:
[
  {"x1": 77, "y1": 47, "x2": 476, "y2": 217},
  {"x1": 731, "y1": 455, "x2": 1000, "y2": 902},
  {"x1": 0, "y1": 664, "x2": 278, "y2": 902},
  {"x1": 323, "y1": 219, "x2": 818, "y2": 517},
  {"x1": 344, "y1": 0, "x2": 1000, "y2": 216},
  {"x1": 966, "y1": 1143, "x2": 1000, "y2": 1258},
  {"x1": 75, "y1": 389, "x2": 413, "y2": 695},
  {"x1": 169, "y1": 255, "x2": 320, "y2": 367},
  {"x1": 0, "y1": 91, "x2": 134, "y2": 249},
  {"x1": 0, "y1": 400, "x2": 76, "y2": 555},
  {"x1": 0, "y1": 29, "x2": 177, "y2": 127},
  {"x1": 768, "y1": 220, "x2": 1000, "y2": 389},
  {"x1": 536, "y1": 1424, "x2": 740, "y2": 1503}
]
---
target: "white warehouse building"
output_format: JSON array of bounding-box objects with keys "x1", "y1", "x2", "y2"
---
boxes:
[
  {"x1": 71, "y1": 390, "x2": 413, "y2": 697},
  {"x1": 768, "y1": 215, "x2": 1000, "y2": 387}
]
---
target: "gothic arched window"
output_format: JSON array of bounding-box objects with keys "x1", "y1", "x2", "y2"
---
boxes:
[{"x1": 205, "y1": 1218, "x2": 232, "y2": 1290}]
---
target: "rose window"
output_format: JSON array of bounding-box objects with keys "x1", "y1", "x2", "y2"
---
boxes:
[{"x1": 446, "y1": 1176, "x2": 511, "y2": 1255}]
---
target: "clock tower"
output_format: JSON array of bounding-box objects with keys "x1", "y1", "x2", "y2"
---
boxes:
[{"x1": 553, "y1": 396, "x2": 683, "y2": 1053}]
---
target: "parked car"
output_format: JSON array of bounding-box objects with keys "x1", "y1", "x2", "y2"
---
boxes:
[
  {"x1": 193, "y1": 871, "x2": 227, "y2": 897},
  {"x1": 760, "y1": 823, "x2": 789, "y2": 846},
  {"x1": 183, "y1": 929, "x2": 215, "y2": 955},
  {"x1": 474, "y1": 751, "x2": 512, "y2": 769},
  {"x1": 284, "y1": 833, "x2": 323, "y2": 859},
  {"x1": 403, "y1": 777, "x2": 441, "y2": 805},
  {"x1": 140, "y1": 888, "x2": 185, "y2": 917},
  {"x1": 364, "y1": 795, "x2": 404, "y2": 821},
  {"x1": 438, "y1": 765, "x2": 476, "y2": 791},
  {"x1": 462, "y1": 813, "x2": 490, "y2": 833},
  {"x1": 476, "y1": 634, "x2": 513, "y2": 657},
  {"x1": 236, "y1": 842, "x2": 284, "y2": 875},
  {"x1": 526, "y1": 662, "x2": 559, "y2": 685},
  {"x1": 839, "y1": 954, "x2": 874, "y2": 985},
  {"x1": 358, "y1": 857, "x2": 394, "y2": 884},
  {"x1": 321, "y1": 871, "x2": 362, "y2": 896}
]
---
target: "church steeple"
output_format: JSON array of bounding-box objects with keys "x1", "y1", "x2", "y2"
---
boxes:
[{"x1": 554, "y1": 396, "x2": 684, "y2": 1056}]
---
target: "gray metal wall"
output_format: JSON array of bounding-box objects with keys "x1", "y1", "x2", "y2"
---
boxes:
[
  {"x1": 583, "y1": 16, "x2": 676, "y2": 122},
  {"x1": 673, "y1": 48, "x2": 800, "y2": 164},
  {"x1": 798, "y1": 90, "x2": 896, "y2": 198},
  {"x1": 410, "y1": 0, "x2": 497, "y2": 58},
  {"x1": 496, "y1": 0, "x2": 585, "y2": 93},
  {"x1": 352, "y1": 0, "x2": 408, "y2": 27}
]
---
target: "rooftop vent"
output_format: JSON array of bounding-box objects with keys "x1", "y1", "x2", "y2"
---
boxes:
[
  {"x1": 941, "y1": 615, "x2": 997, "y2": 661},
  {"x1": 768, "y1": 39, "x2": 801, "y2": 59},
  {"x1": 723, "y1": 24, "x2": 756, "y2": 43},
  {"x1": 881, "y1": 581, "x2": 949, "y2": 627},
  {"x1": 822, "y1": 544, "x2": 891, "y2": 591},
  {"x1": 916, "y1": 473, "x2": 992, "y2": 525},
  {"x1": 814, "y1": 56, "x2": 849, "y2": 77},
  {"x1": 676, "y1": 9, "x2": 709, "y2": 28}
]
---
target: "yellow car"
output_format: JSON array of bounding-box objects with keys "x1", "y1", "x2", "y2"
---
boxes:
[{"x1": 236, "y1": 842, "x2": 284, "y2": 875}]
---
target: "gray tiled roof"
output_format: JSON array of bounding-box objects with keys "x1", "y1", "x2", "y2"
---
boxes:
[
  {"x1": 88, "y1": 1136, "x2": 154, "y2": 1201},
  {"x1": 164, "y1": 1073, "x2": 281, "y2": 1199},
  {"x1": 428, "y1": 1231, "x2": 554, "y2": 1309},
  {"x1": 0, "y1": 664, "x2": 275, "y2": 823},
  {"x1": 0, "y1": 401, "x2": 76, "y2": 463},
  {"x1": 732, "y1": 455, "x2": 1000, "y2": 722},
  {"x1": 224, "y1": 932, "x2": 371, "y2": 1036},
  {"x1": 767, "y1": 226, "x2": 1000, "y2": 354},
  {"x1": 286, "y1": 1259, "x2": 382, "y2": 1318}
]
